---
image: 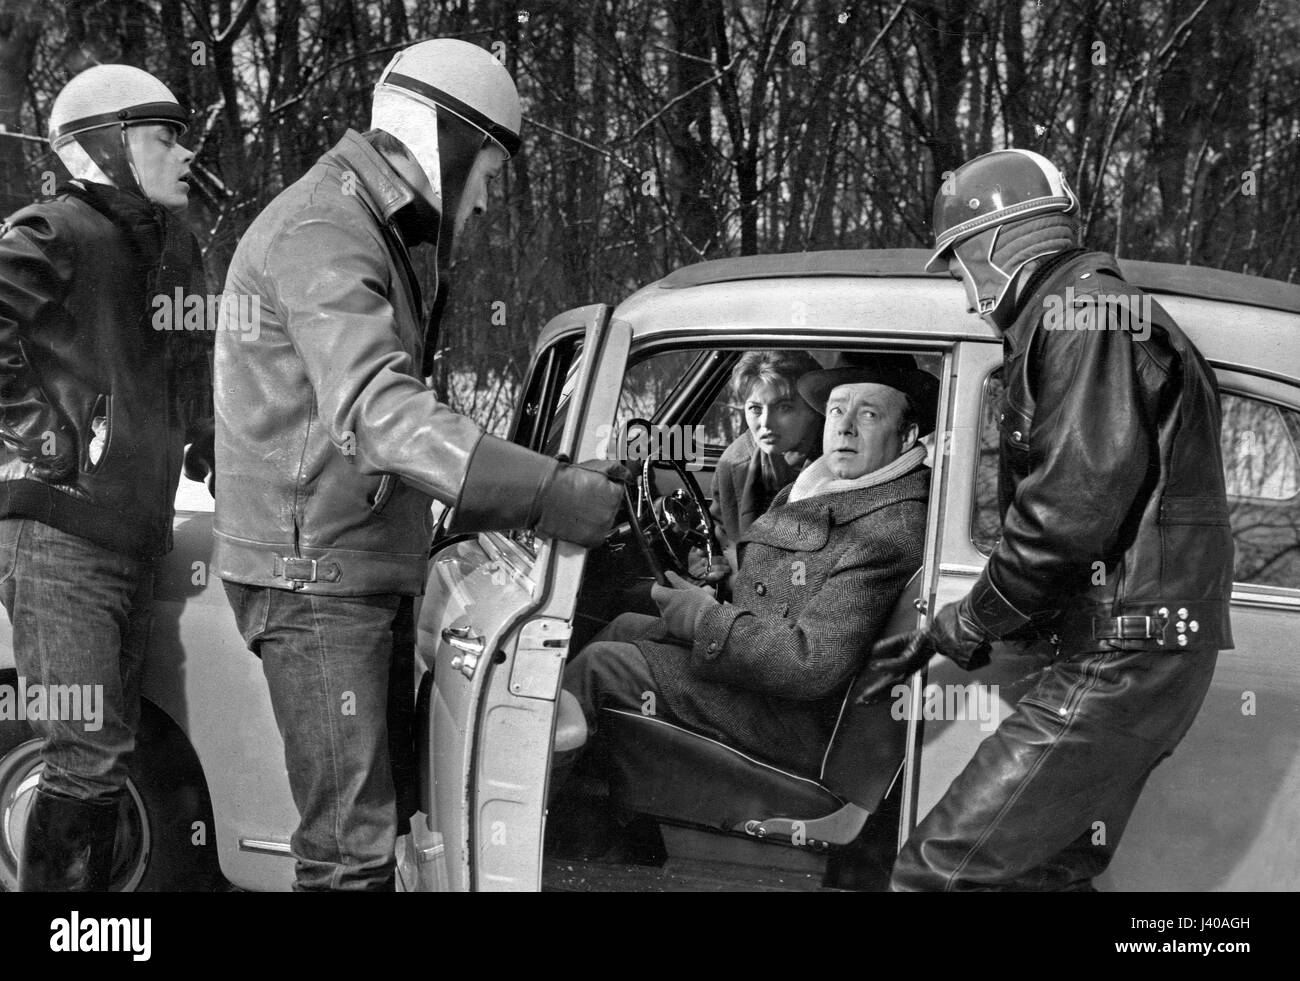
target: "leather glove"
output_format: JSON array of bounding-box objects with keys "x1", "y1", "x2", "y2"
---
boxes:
[
  {"x1": 19, "y1": 424, "x2": 77, "y2": 483},
  {"x1": 686, "y1": 546, "x2": 731, "y2": 584},
  {"x1": 449, "y1": 434, "x2": 629, "y2": 548},
  {"x1": 857, "y1": 630, "x2": 934, "y2": 705},
  {"x1": 856, "y1": 597, "x2": 994, "y2": 705},
  {"x1": 184, "y1": 426, "x2": 216, "y2": 498},
  {"x1": 651, "y1": 570, "x2": 719, "y2": 643},
  {"x1": 534, "y1": 458, "x2": 629, "y2": 548},
  {"x1": 928, "y1": 597, "x2": 994, "y2": 670}
]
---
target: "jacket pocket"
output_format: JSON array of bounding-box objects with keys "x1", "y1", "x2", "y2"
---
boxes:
[
  {"x1": 79, "y1": 393, "x2": 112, "y2": 474},
  {"x1": 368, "y1": 473, "x2": 397, "y2": 514}
]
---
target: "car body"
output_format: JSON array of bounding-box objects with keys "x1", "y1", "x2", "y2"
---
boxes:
[{"x1": 2, "y1": 249, "x2": 1297, "y2": 891}]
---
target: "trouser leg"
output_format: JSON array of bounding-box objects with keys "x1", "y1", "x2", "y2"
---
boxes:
[
  {"x1": 892, "y1": 647, "x2": 1217, "y2": 891},
  {"x1": 0, "y1": 519, "x2": 151, "y2": 891},
  {"x1": 224, "y1": 582, "x2": 403, "y2": 892}
]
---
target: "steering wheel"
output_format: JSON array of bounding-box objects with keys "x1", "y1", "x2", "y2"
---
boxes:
[{"x1": 620, "y1": 418, "x2": 724, "y2": 590}]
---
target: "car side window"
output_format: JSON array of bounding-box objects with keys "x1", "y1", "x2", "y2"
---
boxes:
[
  {"x1": 1219, "y1": 392, "x2": 1300, "y2": 589},
  {"x1": 970, "y1": 368, "x2": 1300, "y2": 590}
]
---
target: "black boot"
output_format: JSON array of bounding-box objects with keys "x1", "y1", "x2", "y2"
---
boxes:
[{"x1": 18, "y1": 788, "x2": 120, "y2": 892}]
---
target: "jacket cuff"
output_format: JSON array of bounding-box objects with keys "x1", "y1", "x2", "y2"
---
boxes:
[
  {"x1": 447, "y1": 434, "x2": 555, "y2": 533},
  {"x1": 967, "y1": 573, "x2": 1033, "y2": 639},
  {"x1": 691, "y1": 603, "x2": 746, "y2": 664}
]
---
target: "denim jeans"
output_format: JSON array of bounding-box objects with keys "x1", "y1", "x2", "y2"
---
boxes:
[
  {"x1": 0, "y1": 518, "x2": 153, "y2": 804},
  {"x1": 223, "y1": 581, "x2": 415, "y2": 892}
]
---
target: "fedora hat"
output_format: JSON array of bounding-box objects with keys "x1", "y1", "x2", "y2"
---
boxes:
[{"x1": 797, "y1": 352, "x2": 939, "y2": 436}]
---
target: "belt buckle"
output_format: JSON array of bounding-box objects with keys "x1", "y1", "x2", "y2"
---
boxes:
[{"x1": 281, "y1": 556, "x2": 318, "y2": 584}]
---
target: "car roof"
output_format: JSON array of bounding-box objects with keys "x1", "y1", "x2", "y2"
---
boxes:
[
  {"x1": 535, "y1": 249, "x2": 1300, "y2": 383},
  {"x1": 655, "y1": 249, "x2": 1300, "y2": 315}
]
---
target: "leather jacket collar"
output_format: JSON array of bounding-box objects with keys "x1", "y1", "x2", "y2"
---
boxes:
[{"x1": 60, "y1": 179, "x2": 167, "y2": 269}]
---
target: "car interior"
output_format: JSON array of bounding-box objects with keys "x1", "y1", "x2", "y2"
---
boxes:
[{"x1": 513, "y1": 341, "x2": 944, "y2": 891}]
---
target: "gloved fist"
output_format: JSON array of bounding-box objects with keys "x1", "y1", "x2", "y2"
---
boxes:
[
  {"x1": 184, "y1": 427, "x2": 216, "y2": 498},
  {"x1": 534, "y1": 458, "x2": 630, "y2": 548},
  {"x1": 21, "y1": 424, "x2": 77, "y2": 483},
  {"x1": 928, "y1": 598, "x2": 993, "y2": 670},
  {"x1": 651, "y1": 570, "x2": 719, "y2": 643}
]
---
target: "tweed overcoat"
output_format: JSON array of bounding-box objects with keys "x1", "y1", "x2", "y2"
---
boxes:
[{"x1": 633, "y1": 464, "x2": 929, "y2": 776}]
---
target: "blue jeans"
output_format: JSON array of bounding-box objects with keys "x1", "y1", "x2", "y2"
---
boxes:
[
  {"x1": 0, "y1": 518, "x2": 153, "y2": 804},
  {"x1": 223, "y1": 581, "x2": 415, "y2": 892}
]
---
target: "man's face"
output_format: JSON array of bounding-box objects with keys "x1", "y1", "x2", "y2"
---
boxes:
[
  {"x1": 453, "y1": 143, "x2": 506, "y2": 241},
  {"x1": 822, "y1": 382, "x2": 917, "y2": 479},
  {"x1": 127, "y1": 124, "x2": 194, "y2": 210},
  {"x1": 743, "y1": 379, "x2": 820, "y2": 457}
]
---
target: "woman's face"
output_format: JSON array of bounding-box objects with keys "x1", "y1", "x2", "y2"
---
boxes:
[{"x1": 743, "y1": 379, "x2": 820, "y2": 456}]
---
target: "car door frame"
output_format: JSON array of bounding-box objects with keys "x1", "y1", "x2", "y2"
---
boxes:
[{"x1": 414, "y1": 303, "x2": 631, "y2": 892}]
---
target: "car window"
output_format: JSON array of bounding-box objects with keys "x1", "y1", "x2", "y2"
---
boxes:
[
  {"x1": 615, "y1": 350, "x2": 701, "y2": 436},
  {"x1": 970, "y1": 367, "x2": 1300, "y2": 590},
  {"x1": 1219, "y1": 392, "x2": 1300, "y2": 588}
]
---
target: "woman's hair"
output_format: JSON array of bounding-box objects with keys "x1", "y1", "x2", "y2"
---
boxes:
[{"x1": 731, "y1": 350, "x2": 822, "y2": 403}]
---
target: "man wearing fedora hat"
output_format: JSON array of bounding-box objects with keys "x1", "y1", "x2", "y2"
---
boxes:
[{"x1": 554, "y1": 353, "x2": 937, "y2": 787}]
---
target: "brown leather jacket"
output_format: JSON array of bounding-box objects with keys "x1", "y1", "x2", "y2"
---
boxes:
[
  {"x1": 967, "y1": 249, "x2": 1234, "y2": 656},
  {"x1": 213, "y1": 130, "x2": 484, "y2": 596}
]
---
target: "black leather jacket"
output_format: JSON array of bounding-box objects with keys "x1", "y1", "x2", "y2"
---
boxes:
[
  {"x1": 0, "y1": 182, "x2": 211, "y2": 559},
  {"x1": 965, "y1": 249, "x2": 1234, "y2": 657}
]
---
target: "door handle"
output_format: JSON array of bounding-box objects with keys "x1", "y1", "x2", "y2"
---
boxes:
[{"x1": 442, "y1": 625, "x2": 485, "y2": 680}]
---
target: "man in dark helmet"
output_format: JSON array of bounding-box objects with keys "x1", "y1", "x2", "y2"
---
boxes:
[
  {"x1": 866, "y1": 149, "x2": 1233, "y2": 890},
  {"x1": 0, "y1": 64, "x2": 211, "y2": 891},
  {"x1": 213, "y1": 38, "x2": 625, "y2": 891}
]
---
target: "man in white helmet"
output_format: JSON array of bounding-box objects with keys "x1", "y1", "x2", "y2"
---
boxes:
[
  {"x1": 0, "y1": 64, "x2": 209, "y2": 891},
  {"x1": 213, "y1": 38, "x2": 626, "y2": 891},
  {"x1": 862, "y1": 149, "x2": 1232, "y2": 890}
]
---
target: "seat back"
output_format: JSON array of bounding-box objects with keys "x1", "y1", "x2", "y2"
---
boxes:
[{"x1": 818, "y1": 568, "x2": 922, "y2": 808}]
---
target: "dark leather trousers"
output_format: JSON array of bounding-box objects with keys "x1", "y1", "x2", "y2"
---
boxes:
[{"x1": 892, "y1": 646, "x2": 1218, "y2": 891}]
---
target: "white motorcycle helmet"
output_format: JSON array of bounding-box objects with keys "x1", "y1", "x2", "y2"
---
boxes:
[
  {"x1": 370, "y1": 38, "x2": 522, "y2": 210},
  {"x1": 48, "y1": 64, "x2": 188, "y2": 195}
]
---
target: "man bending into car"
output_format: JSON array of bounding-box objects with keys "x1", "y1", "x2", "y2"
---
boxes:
[{"x1": 552, "y1": 354, "x2": 936, "y2": 791}]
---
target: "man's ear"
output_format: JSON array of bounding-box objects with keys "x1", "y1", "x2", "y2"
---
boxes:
[{"x1": 900, "y1": 423, "x2": 920, "y2": 452}]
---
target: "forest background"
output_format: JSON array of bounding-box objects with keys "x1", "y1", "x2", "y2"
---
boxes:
[{"x1": 0, "y1": 0, "x2": 1296, "y2": 430}]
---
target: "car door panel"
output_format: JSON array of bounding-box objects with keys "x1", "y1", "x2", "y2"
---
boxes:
[{"x1": 407, "y1": 304, "x2": 631, "y2": 892}]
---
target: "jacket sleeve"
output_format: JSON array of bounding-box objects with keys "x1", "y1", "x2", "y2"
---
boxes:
[
  {"x1": 970, "y1": 309, "x2": 1164, "y2": 635},
  {"x1": 0, "y1": 213, "x2": 77, "y2": 474},
  {"x1": 263, "y1": 213, "x2": 484, "y2": 504},
  {"x1": 687, "y1": 529, "x2": 920, "y2": 700}
]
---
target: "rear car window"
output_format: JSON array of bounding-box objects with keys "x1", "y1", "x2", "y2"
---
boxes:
[{"x1": 971, "y1": 370, "x2": 1300, "y2": 591}]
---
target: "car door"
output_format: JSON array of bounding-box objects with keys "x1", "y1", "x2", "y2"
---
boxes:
[{"x1": 402, "y1": 304, "x2": 630, "y2": 892}]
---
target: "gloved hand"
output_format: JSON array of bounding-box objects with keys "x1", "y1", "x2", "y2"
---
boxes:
[
  {"x1": 686, "y1": 546, "x2": 731, "y2": 584},
  {"x1": 928, "y1": 597, "x2": 994, "y2": 669},
  {"x1": 184, "y1": 426, "x2": 216, "y2": 498},
  {"x1": 534, "y1": 458, "x2": 629, "y2": 548},
  {"x1": 856, "y1": 597, "x2": 994, "y2": 706},
  {"x1": 651, "y1": 570, "x2": 719, "y2": 643},
  {"x1": 449, "y1": 435, "x2": 629, "y2": 547},
  {"x1": 20, "y1": 423, "x2": 77, "y2": 483}
]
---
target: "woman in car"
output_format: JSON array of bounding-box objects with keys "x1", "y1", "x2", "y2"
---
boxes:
[{"x1": 699, "y1": 350, "x2": 822, "y2": 576}]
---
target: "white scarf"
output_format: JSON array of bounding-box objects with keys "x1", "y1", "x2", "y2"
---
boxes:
[{"x1": 788, "y1": 444, "x2": 926, "y2": 503}]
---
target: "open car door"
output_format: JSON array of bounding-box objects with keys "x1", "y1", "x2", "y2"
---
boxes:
[{"x1": 401, "y1": 304, "x2": 630, "y2": 891}]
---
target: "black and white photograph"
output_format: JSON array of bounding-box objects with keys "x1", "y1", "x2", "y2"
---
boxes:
[{"x1": 0, "y1": 0, "x2": 1295, "y2": 942}]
